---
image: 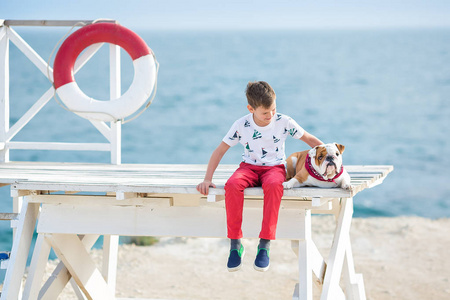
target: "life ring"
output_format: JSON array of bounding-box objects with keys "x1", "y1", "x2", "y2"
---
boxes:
[{"x1": 53, "y1": 22, "x2": 157, "y2": 122}]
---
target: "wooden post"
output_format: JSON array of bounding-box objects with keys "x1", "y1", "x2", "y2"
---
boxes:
[
  {"x1": 343, "y1": 241, "x2": 366, "y2": 300},
  {"x1": 0, "y1": 25, "x2": 10, "y2": 162},
  {"x1": 1, "y1": 200, "x2": 40, "y2": 299},
  {"x1": 22, "y1": 233, "x2": 52, "y2": 299},
  {"x1": 37, "y1": 235, "x2": 99, "y2": 299},
  {"x1": 101, "y1": 43, "x2": 121, "y2": 297},
  {"x1": 321, "y1": 197, "x2": 354, "y2": 300},
  {"x1": 110, "y1": 43, "x2": 121, "y2": 165},
  {"x1": 45, "y1": 233, "x2": 115, "y2": 299},
  {"x1": 297, "y1": 209, "x2": 313, "y2": 300}
]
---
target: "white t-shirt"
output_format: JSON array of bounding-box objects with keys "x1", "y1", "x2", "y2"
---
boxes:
[{"x1": 223, "y1": 113, "x2": 305, "y2": 166}]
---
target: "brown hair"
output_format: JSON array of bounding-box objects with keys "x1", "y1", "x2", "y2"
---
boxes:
[{"x1": 245, "y1": 81, "x2": 276, "y2": 109}]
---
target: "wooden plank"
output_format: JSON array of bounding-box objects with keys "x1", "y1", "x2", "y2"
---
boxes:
[
  {"x1": 0, "y1": 162, "x2": 393, "y2": 200},
  {"x1": 37, "y1": 202, "x2": 228, "y2": 237},
  {"x1": 39, "y1": 235, "x2": 100, "y2": 299},
  {"x1": 22, "y1": 233, "x2": 52, "y2": 299},
  {"x1": 343, "y1": 240, "x2": 366, "y2": 300},
  {"x1": 27, "y1": 194, "x2": 172, "y2": 207},
  {"x1": 0, "y1": 26, "x2": 6, "y2": 40},
  {"x1": 6, "y1": 26, "x2": 51, "y2": 79},
  {"x1": 0, "y1": 163, "x2": 392, "y2": 176},
  {"x1": 297, "y1": 210, "x2": 313, "y2": 300},
  {"x1": 7, "y1": 141, "x2": 111, "y2": 151},
  {"x1": 0, "y1": 26, "x2": 9, "y2": 163},
  {"x1": 0, "y1": 212, "x2": 18, "y2": 220},
  {"x1": 321, "y1": 198, "x2": 354, "y2": 300},
  {"x1": 36, "y1": 202, "x2": 309, "y2": 240},
  {"x1": 3, "y1": 20, "x2": 115, "y2": 27},
  {"x1": 6, "y1": 88, "x2": 54, "y2": 141},
  {"x1": 45, "y1": 234, "x2": 115, "y2": 299},
  {"x1": 110, "y1": 43, "x2": 121, "y2": 165},
  {"x1": 1, "y1": 201, "x2": 40, "y2": 300},
  {"x1": 103, "y1": 235, "x2": 118, "y2": 294}
]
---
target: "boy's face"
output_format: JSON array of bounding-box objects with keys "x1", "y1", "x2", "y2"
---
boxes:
[{"x1": 247, "y1": 101, "x2": 277, "y2": 127}]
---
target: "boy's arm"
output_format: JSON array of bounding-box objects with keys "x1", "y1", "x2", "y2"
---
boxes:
[
  {"x1": 300, "y1": 131, "x2": 323, "y2": 148},
  {"x1": 196, "y1": 141, "x2": 230, "y2": 195}
]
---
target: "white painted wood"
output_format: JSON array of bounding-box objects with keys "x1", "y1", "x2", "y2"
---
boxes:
[
  {"x1": 22, "y1": 233, "x2": 52, "y2": 299},
  {"x1": 297, "y1": 210, "x2": 312, "y2": 300},
  {"x1": 39, "y1": 261, "x2": 71, "y2": 300},
  {"x1": 102, "y1": 235, "x2": 118, "y2": 295},
  {"x1": 116, "y1": 192, "x2": 137, "y2": 200},
  {"x1": 0, "y1": 163, "x2": 392, "y2": 199},
  {"x1": 343, "y1": 240, "x2": 366, "y2": 300},
  {"x1": 28, "y1": 194, "x2": 170, "y2": 206},
  {"x1": 0, "y1": 212, "x2": 18, "y2": 220},
  {"x1": 45, "y1": 234, "x2": 115, "y2": 299},
  {"x1": 37, "y1": 202, "x2": 228, "y2": 237},
  {"x1": 12, "y1": 196, "x2": 22, "y2": 239},
  {"x1": 1, "y1": 201, "x2": 40, "y2": 300},
  {"x1": 321, "y1": 197, "x2": 354, "y2": 300},
  {"x1": 39, "y1": 234, "x2": 99, "y2": 299},
  {"x1": 7, "y1": 27, "x2": 52, "y2": 80},
  {"x1": 110, "y1": 43, "x2": 121, "y2": 165},
  {"x1": 6, "y1": 88, "x2": 53, "y2": 141},
  {"x1": 291, "y1": 239, "x2": 326, "y2": 286},
  {"x1": 110, "y1": 121, "x2": 121, "y2": 163},
  {"x1": 0, "y1": 26, "x2": 10, "y2": 162},
  {"x1": 89, "y1": 120, "x2": 111, "y2": 142},
  {"x1": 4, "y1": 20, "x2": 108, "y2": 27},
  {"x1": 0, "y1": 163, "x2": 390, "y2": 299},
  {"x1": 7, "y1": 141, "x2": 110, "y2": 151},
  {"x1": 35, "y1": 201, "x2": 309, "y2": 239},
  {"x1": 1, "y1": 258, "x2": 9, "y2": 269},
  {"x1": 69, "y1": 277, "x2": 88, "y2": 300},
  {"x1": 10, "y1": 188, "x2": 31, "y2": 198},
  {"x1": 0, "y1": 26, "x2": 6, "y2": 40},
  {"x1": 311, "y1": 197, "x2": 322, "y2": 207}
]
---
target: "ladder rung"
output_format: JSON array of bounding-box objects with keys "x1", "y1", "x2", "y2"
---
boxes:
[{"x1": 0, "y1": 213, "x2": 19, "y2": 221}]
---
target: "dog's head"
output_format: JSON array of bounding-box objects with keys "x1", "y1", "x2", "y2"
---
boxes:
[{"x1": 309, "y1": 143, "x2": 345, "y2": 180}]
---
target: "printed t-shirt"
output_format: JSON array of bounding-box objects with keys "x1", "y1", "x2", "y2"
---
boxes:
[{"x1": 222, "y1": 113, "x2": 305, "y2": 166}]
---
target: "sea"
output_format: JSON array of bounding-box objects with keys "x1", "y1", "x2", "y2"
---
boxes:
[{"x1": 0, "y1": 27, "x2": 449, "y2": 262}]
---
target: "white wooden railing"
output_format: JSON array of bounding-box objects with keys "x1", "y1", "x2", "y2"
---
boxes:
[{"x1": 0, "y1": 19, "x2": 122, "y2": 165}]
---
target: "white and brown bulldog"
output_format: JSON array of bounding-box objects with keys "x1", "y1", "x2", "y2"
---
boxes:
[{"x1": 283, "y1": 143, "x2": 352, "y2": 190}]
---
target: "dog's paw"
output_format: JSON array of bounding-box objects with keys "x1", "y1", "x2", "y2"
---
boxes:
[
  {"x1": 283, "y1": 178, "x2": 299, "y2": 189},
  {"x1": 282, "y1": 182, "x2": 291, "y2": 189},
  {"x1": 341, "y1": 183, "x2": 353, "y2": 192}
]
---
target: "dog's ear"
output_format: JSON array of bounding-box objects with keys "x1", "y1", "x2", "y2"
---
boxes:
[{"x1": 335, "y1": 143, "x2": 345, "y2": 154}]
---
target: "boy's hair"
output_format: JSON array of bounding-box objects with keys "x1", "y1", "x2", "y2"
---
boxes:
[{"x1": 245, "y1": 81, "x2": 276, "y2": 109}]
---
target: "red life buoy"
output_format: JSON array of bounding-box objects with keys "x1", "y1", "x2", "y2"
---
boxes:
[{"x1": 53, "y1": 22, "x2": 157, "y2": 121}]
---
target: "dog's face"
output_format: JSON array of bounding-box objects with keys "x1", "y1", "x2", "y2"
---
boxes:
[{"x1": 309, "y1": 143, "x2": 345, "y2": 180}]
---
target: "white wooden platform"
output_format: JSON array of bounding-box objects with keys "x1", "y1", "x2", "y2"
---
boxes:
[{"x1": 0, "y1": 162, "x2": 393, "y2": 300}]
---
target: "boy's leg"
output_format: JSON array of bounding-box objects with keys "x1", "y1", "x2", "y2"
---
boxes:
[
  {"x1": 254, "y1": 165, "x2": 285, "y2": 272},
  {"x1": 224, "y1": 162, "x2": 259, "y2": 239},
  {"x1": 259, "y1": 164, "x2": 286, "y2": 240}
]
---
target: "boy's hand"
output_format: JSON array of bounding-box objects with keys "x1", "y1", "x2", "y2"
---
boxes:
[{"x1": 196, "y1": 180, "x2": 216, "y2": 195}]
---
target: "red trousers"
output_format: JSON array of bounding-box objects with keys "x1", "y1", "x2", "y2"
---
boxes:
[{"x1": 224, "y1": 162, "x2": 286, "y2": 240}]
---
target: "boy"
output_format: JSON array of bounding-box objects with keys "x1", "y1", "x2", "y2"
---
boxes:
[{"x1": 197, "y1": 81, "x2": 323, "y2": 272}]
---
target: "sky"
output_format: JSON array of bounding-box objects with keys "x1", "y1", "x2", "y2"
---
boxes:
[{"x1": 1, "y1": 0, "x2": 450, "y2": 30}]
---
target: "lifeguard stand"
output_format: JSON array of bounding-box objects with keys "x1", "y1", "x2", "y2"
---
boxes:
[
  {"x1": 0, "y1": 19, "x2": 127, "y2": 298},
  {"x1": 0, "y1": 19, "x2": 393, "y2": 300}
]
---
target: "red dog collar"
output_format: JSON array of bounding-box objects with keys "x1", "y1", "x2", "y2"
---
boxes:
[{"x1": 305, "y1": 155, "x2": 344, "y2": 184}]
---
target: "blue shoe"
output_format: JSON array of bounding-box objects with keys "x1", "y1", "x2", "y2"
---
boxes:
[
  {"x1": 227, "y1": 245, "x2": 245, "y2": 272},
  {"x1": 254, "y1": 248, "x2": 270, "y2": 272}
]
